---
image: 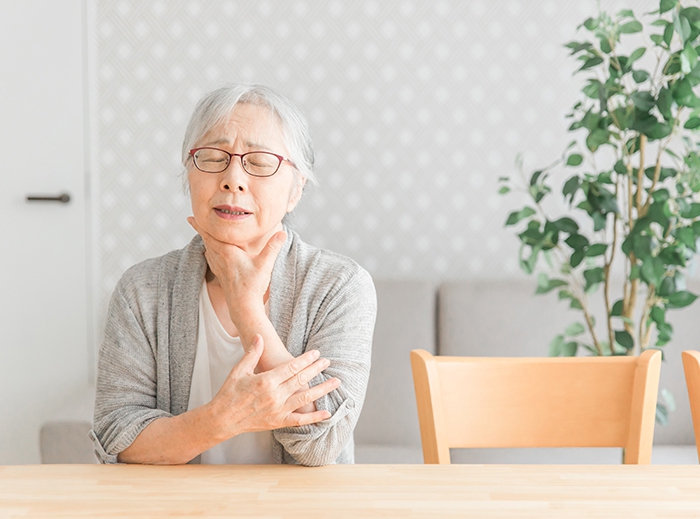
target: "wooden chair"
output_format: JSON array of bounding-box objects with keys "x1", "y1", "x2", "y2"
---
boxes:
[
  {"x1": 410, "y1": 349, "x2": 661, "y2": 464},
  {"x1": 682, "y1": 351, "x2": 700, "y2": 462}
]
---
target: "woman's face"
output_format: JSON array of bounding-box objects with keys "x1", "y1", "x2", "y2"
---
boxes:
[{"x1": 188, "y1": 103, "x2": 304, "y2": 254}]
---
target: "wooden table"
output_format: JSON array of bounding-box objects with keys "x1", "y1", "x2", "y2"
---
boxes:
[{"x1": 1, "y1": 464, "x2": 700, "y2": 518}]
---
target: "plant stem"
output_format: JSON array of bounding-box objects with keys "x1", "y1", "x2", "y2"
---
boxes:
[
  {"x1": 623, "y1": 134, "x2": 645, "y2": 350},
  {"x1": 635, "y1": 134, "x2": 647, "y2": 212},
  {"x1": 638, "y1": 284, "x2": 656, "y2": 353},
  {"x1": 580, "y1": 290, "x2": 605, "y2": 356},
  {"x1": 604, "y1": 179, "x2": 620, "y2": 353}
]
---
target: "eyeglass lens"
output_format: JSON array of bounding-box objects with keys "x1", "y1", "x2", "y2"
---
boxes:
[{"x1": 193, "y1": 149, "x2": 280, "y2": 176}]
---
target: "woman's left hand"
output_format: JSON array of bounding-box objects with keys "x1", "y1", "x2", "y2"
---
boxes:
[
  {"x1": 187, "y1": 217, "x2": 308, "y2": 384},
  {"x1": 186, "y1": 216, "x2": 285, "y2": 317}
]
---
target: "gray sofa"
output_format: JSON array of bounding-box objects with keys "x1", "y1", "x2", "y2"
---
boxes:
[{"x1": 41, "y1": 279, "x2": 699, "y2": 464}]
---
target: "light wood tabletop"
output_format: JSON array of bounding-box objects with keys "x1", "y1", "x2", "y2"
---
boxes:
[{"x1": 1, "y1": 463, "x2": 700, "y2": 518}]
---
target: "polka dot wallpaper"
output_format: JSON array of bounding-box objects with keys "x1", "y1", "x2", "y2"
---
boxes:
[{"x1": 90, "y1": 0, "x2": 656, "y2": 326}]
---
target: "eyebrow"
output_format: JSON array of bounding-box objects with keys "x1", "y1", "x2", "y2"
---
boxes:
[{"x1": 204, "y1": 138, "x2": 274, "y2": 152}]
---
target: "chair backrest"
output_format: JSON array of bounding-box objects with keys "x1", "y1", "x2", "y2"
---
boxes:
[
  {"x1": 410, "y1": 349, "x2": 662, "y2": 464},
  {"x1": 682, "y1": 351, "x2": 700, "y2": 463}
]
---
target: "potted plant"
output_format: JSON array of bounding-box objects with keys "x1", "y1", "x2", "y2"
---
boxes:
[{"x1": 500, "y1": 0, "x2": 700, "y2": 423}]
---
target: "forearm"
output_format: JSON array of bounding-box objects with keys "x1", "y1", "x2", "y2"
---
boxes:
[
  {"x1": 117, "y1": 403, "x2": 224, "y2": 465},
  {"x1": 232, "y1": 305, "x2": 315, "y2": 413}
]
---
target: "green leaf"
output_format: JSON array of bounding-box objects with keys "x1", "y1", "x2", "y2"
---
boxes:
[
  {"x1": 660, "y1": 0, "x2": 678, "y2": 14},
  {"x1": 657, "y1": 87, "x2": 673, "y2": 121},
  {"x1": 658, "y1": 276, "x2": 676, "y2": 297},
  {"x1": 549, "y1": 334, "x2": 565, "y2": 357},
  {"x1": 552, "y1": 217, "x2": 579, "y2": 234},
  {"x1": 583, "y1": 267, "x2": 605, "y2": 291},
  {"x1": 661, "y1": 388, "x2": 676, "y2": 413},
  {"x1": 651, "y1": 305, "x2": 667, "y2": 325},
  {"x1": 506, "y1": 207, "x2": 536, "y2": 226},
  {"x1": 632, "y1": 234, "x2": 653, "y2": 259},
  {"x1": 629, "y1": 47, "x2": 646, "y2": 64},
  {"x1": 633, "y1": 69, "x2": 650, "y2": 83},
  {"x1": 617, "y1": 9, "x2": 634, "y2": 18},
  {"x1": 667, "y1": 290, "x2": 698, "y2": 308},
  {"x1": 498, "y1": 186, "x2": 510, "y2": 195},
  {"x1": 563, "y1": 176, "x2": 581, "y2": 201},
  {"x1": 565, "y1": 322, "x2": 586, "y2": 336},
  {"x1": 681, "y1": 202, "x2": 700, "y2": 218},
  {"x1": 582, "y1": 80, "x2": 602, "y2": 99},
  {"x1": 611, "y1": 299, "x2": 623, "y2": 316},
  {"x1": 535, "y1": 273, "x2": 568, "y2": 294},
  {"x1": 657, "y1": 402, "x2": 669, "y2": 426},
  {"x1": 566, "y1": 153, "x2": 583, "y2": 166},
  {"x1": 675, "y1": 13, "x2": 692, "y2": 43},
  {"x1": 673, "y1": 78, "x2": 700, "y2": 107},
  {"x1": 650, "y1": 34, "x2": 665, "y2": 46},
  {"x1": 615, "y1": 330, "x2": 635, "y2": 350},
  {"x1": 561, "y1": 342, "x2": 578, "y2": 357},
  {"x1": 631, "y1": 91, "x2": 655, "y2": 111},
  {"x1": 678, "y1": 226, "x2": 696, "y2": 250},
  {"x1": 565, "y1": 233, "x2": 589, "y2": 250},
  {"x1": 652, "y1": 188, "x2": 670, "y2": 202},
  {"x1": 586, "y1": 129, "x2": 609, "y2": 151},
  {"x1": 682, "y1": 7, "x2": 700, "y2": 28},
  {"x1": 685, "y1": 117, "x2": 700, "y2": 129},
  {"x1": 585, "y1": 243, "x2": 608, "y2": 257},
  {"x1": 565, "y1": 41, "x2": 594, "y2": 55},
  {"x1": 570, "y1": 248, "x2": 585, "y2": 268},
  {"x1": 583, "y1": 17, "x2": 598, "y2": 31},
  {"x1": 580, "y1": 56, "x2": 604, "y2": 71},
  {"x1": 664, "y1": 22, "x2": 674, "y2": 46},
  {"x1": 620, "y1": 20, "x2": 643, "y2": 34},
  {"x1": 641, "y1": 256, "x2": 665, "y2": 286},
  {"x1": 592, "y1": 212, "x2": 607, "y2": 232},
  {"x1": 681, "y1": 43, "x2": 699, "y2": 75}
]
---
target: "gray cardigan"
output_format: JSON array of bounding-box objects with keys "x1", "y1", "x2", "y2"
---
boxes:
[{"x1": 91, "y1": 228, "x2": 376, "y2": 466}]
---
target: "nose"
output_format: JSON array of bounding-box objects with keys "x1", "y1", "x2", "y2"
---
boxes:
[{"x1": 219, "y1": 157, "x2": 247, "y2": 192}]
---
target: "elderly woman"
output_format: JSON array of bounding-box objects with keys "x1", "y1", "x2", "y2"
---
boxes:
[{"x1": 90, "y1": 84, "x2": 376, "y2": 466}]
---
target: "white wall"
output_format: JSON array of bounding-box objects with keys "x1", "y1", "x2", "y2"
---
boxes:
[{"x1": 90, "y1": 0, "x2": 656, "y2": 335}]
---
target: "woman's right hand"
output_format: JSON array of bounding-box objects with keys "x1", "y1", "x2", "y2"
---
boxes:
[
  {"x1": 207, "y1": 334, "x2": 338, "y2": 441},
  {"x1": 118, "y1": 334, "x2": 337, "y2": 464}
]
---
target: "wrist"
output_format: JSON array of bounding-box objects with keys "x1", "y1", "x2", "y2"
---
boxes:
[{"x1": 202, "y1": 398, "x2": 233, "y2": 444}]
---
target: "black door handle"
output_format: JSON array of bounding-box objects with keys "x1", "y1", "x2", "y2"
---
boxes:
[{"x1": 26, "y1": 193, "x2": 71, "y2": 203}]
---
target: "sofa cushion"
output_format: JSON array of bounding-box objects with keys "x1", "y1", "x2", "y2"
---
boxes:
[
  {"x1": 40, "y1": 421, "x2": 96, "y2": 464},
  {"x1": 354, "y1": 279, "x2": 436, "y2": 451}
]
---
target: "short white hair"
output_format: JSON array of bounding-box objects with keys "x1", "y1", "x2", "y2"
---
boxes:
[{"x1": 181, "y1": 84, "x2": 316, "y2": 188}]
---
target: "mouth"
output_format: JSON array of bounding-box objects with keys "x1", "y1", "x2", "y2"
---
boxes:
[
  {"x1": 213, "y1": 205, "x2": 253, "y2": 219},
  {"x1": 214, "y1": 205, "x2": 251, "y2": 215}
]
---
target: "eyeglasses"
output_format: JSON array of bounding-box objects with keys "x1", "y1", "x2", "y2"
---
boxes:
[{"x1": 189, "y1": 147, "x2": 296, "y2": 177}]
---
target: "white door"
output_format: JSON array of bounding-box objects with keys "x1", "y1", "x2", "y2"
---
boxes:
[{"x1": 0, "y1": 0, "x2": 90, "y2": 464}]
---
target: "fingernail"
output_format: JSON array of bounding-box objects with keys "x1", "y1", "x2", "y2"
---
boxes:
[
  {"x1": 322, "y1": 358, "x2": 331, "y2": 368},
  {"x1": 310, "y1": 349, "x2": 320, "y2": 360}
]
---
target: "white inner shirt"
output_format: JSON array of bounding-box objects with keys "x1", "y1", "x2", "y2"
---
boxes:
[{"x1": 187, "y1": 279, "x2": 275, "y2": 464}]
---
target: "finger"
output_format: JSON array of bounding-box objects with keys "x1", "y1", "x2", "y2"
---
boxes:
[
  {"x1": 280, "y1": 357, "x2": 330, "y2": 393},
  {"x1": 268, "y1": 348, "x2": 321, "y2": 385},
  {"x1": 256, "y1": 231, "x2": 286, "y2": 270},
  {"x1": 283, "y1": 409, "x2": 332, "y2": 428},
  {"x1": 234, "y1": 334, "x2": 264, "y2": 375},
  {"x1": 285, "y1": 377, "x2": 340, "y2": 412}
]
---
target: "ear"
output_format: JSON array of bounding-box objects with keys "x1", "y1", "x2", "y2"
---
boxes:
[{"x1": 286, "y1": 174, "x2": 307, "y2": 213}]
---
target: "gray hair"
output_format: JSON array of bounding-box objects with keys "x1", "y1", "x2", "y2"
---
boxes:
[{"x1": 181, "y1": 84, "x2": 316, "y2": 189}]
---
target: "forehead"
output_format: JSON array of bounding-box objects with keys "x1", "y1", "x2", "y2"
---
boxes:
[{"x1": 199, "y1": 102, "x2": 288, "y2": 153}]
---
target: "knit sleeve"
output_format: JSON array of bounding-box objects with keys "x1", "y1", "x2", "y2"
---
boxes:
[
  {"x1": 90, "y1": 280, "x2": 172, "y2": 463},
  {"x1": 272, "y1": 267, "x2": 376, "y2": 466}
]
